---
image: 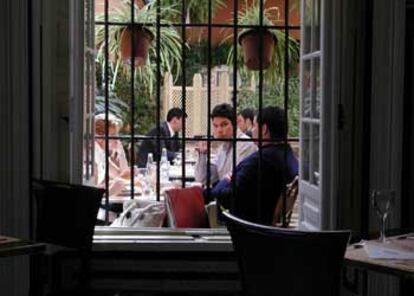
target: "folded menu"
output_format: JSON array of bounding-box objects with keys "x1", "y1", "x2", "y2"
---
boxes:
[{"x1": 364, "y1": 241, "x2": 414, "y2": 260}]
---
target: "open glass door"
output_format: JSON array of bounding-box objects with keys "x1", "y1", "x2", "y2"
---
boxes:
[
  {"x1": 83, "y1": 0, "x2": 96, "y2": 184},
  {"x1": 299, "y1": 0, "x2": 322, "y2": 230}
]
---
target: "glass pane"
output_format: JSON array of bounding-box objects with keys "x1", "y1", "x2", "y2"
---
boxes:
[
  {"x1": 313, "y1": 0, "x2": 321, "y2": 51},
  {"x1": 311, "y1": 124, "x2": 320, "y2": 186},
  {"x1": 303, "y1": 0, "x2": 312, "y2": 54},
  {"x1": 302, "y1": 60, "x2": 311, "y2": 117},
  {"x1": 287, "y1": 74, "x2": 300, "y2": 138},
  {"x1": 312, "y1": 58, "x2": 321, "y2": 119},
  {"x1": 301, "y1": 122, "x2": 310, "y2": 182}
]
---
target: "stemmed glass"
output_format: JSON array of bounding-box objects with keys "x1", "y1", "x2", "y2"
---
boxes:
[
  {"x1": 371, "y1": 189, "x2": 395, "y2": 243},
  {"x1": 137, "y1": 168, "x2": 153, "y2": 197}
]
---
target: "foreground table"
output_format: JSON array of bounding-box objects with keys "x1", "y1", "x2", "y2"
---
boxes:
[
  {"x1": 345, "y1": 233, "x2": 414, "y2": 278},
  {"x1": 0, "y1": 235, "x2": 45, "y2": 258}
]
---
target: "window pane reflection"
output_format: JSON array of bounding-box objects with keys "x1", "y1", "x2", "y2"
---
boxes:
[
  {"x1": 313, "y1": 58, "x2": 321, "y2": 119},
  {"x1": 311, "y1": 124, "x2": 320, "y2": 186},
  {"x1": 301, "y1": 122, "x2": 310, "y2": 182},
  {"x1": 303, "y1": 0, "x2": 312, "y2": 54},
  {"x1": 302, "y1": 60, "x2": 311, "y2": 117}
]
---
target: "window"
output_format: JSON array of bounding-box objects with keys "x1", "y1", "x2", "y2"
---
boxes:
[
  {"x1": 83, "y1": 0, "x2": 301, "y2": 227},
  {"x1": 298, "y1": 0, "x2": 322, "y2": 230}
]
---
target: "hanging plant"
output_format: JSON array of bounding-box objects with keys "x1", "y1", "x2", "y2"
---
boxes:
[
  {"x1": 224, "y1": 0, "x2": 300, "y2": 84},
  {"x1": 95, "y1": 0, "x2": 186, "y2": 93}
]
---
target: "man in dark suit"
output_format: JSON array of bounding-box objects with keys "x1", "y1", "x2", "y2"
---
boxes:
[
  {"x1": 237, "y1": 108, "x2": 255, "y2": 138},
  {"x1": 210, "y1": 106, "x2": 299, "y2": 225},
  {"x1": 137, "y1": 108, "x2": 186, "y2": 167}
]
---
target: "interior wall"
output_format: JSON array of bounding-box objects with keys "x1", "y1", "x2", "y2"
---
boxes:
[
  {"x1": 369, "y1": 0, "x2": 405, "y2": 234},
  {"x1": 402, "y1": 0, "x2": 414, "y2": 231},
  {"x1": 331, "y1": 0, "x2": 372, "y2": 233},
  {"x1": 0, "y1": 0, "x2": 31, "y2": 295},
  {"x1": 32, "y1": 0, "x2": 71, "y2": 182},
  {"x1": 0, "y1": 0, "x2": 71, "y2": 294},
  {"x1": 367, "y1": 0, "x2": 405, "y2": 295}
]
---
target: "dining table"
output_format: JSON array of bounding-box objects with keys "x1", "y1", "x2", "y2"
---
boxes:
[
  {"x1": 345, "y1": 233, "x2": 414, "y2": 277},
  {"x1": 0, "y1": 235, "x2": 45, "y2": 258},
  {"x1": 344, "y1": 233, "x2": 414, "y2": 296}
]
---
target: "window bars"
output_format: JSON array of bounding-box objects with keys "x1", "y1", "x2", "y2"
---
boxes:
[{"x1": 94, "y1": 0, "x2": 300, "y2": 226}]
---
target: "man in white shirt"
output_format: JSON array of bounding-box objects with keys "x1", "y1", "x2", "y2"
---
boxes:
[{"x1": 194, "y1": 103, "x2": 257, "y2": 185}]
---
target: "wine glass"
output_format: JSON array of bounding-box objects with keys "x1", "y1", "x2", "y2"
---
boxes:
[
  {"x1": 137, "y1": 168, "x2": 152, "y2": 197},
  {"x1": 371, "y1": 189, "x2": 395, "y2": 243},
  {"x1": 173, "y1": 152, "x2": 182, "y2": 166}
]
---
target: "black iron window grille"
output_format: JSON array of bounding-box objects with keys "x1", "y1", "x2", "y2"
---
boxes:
[{"x1": 90, "y1": 0, "x2": 300, "y2": 227}]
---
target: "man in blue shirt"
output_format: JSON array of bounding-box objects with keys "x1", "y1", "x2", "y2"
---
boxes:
[{"x1": 210, "y1": 106, "x2": 298, "y2": 225}]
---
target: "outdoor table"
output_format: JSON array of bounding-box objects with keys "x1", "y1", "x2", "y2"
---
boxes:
[{"x1": 168, "y1": 164, "x2": 195, "y2": 181}]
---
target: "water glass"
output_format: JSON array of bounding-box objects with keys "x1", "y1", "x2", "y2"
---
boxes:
[
  {"x1": 137, "y1": 168, "x2": 152, "y2": 197},
  {"x1": 371, "y1": 189, "x2": 395, "y2": 243}
]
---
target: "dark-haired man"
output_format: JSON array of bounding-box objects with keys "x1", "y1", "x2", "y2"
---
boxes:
[
  {"x1": 211, "y1": 106, "x2": 298, "y2": 225},
  {"x1": 137, "y1": 108, "x2": 186, "y2": 167},
  {"x1": 194, "y1": 103, "x2": 257, "y2": 185},
  {"x1": 237, "y1": 108, "x2": 255, "y2": 137}
]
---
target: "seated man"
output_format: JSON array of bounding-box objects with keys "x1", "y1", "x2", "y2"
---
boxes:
[
  {"x1": 237, "y1": 108, "x2": 255, "y2": 138},
  {"x1": 137, "y1": 107, "x2": 186, "y2": 167},
  {"x1": 194, "y1": 103, "x2": 257, "y2": 186},
  {"x1": 210, "y1": 106, "x2": 299, "y2": 225}
]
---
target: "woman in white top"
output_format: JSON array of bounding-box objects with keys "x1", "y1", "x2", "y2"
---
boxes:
[{"x1": 94, "y1": 113, "x2": 131, "y2": 196}]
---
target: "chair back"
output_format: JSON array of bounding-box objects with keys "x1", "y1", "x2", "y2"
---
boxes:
[
  {"x1": 223, "y1": 211, "x2": 350, "y2": 296},
  {"x1": 165, "y1": 186, "x2": 209, "y2": 228},
  {"x1": 272, "y1": 176, "x2": 299, "y2": 226},
  {"x1": 32, "y1": 179, "x2": 104, "y2": 250}
]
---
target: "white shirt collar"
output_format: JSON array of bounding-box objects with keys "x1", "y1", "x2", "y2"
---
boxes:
[{"x1": 166, "y1": 121, "x2": 175, "y2": 137}]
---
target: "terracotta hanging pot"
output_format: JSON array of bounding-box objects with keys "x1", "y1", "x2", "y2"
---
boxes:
[
  {"x1": 238, "y1": 29, "x2": 276, "y2": 70},
  {"x1": 120, "y1": 25, "x2": 154, "y2": 67}
]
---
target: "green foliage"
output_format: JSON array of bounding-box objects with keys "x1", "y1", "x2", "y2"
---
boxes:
[
  {"x1": 112, "y1": 71, "x2": 157, "y2": 135},
  {"x1": 95, "y1": 92, "x2": 129, "y2": 117},
  {"x1": 161, "y1": 0, "x2": 227, "y2": 24},
  {"x1": 237, "y1": 76, "x2": 300, "y2": 137},
  {"x1": 176, "y1": 41, "x2": 232, "y2": 85}
]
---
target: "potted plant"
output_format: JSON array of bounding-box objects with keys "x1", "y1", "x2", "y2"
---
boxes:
[
  {"x1": 95, "y1": 0, "x2": 184, "y2": 92},
  {"x1": 225, "y1": 0, "x2": 300, "y2": 83},
  {"x1": 237, "y1": 0, "x2": 280, "y2": 70}
]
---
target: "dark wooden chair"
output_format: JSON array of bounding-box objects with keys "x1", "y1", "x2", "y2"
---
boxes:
[
  {"x1": 223, "y1": 211, "x2": 351, "y2": 296},
  {"x1": 31, "y1": 179, "x2": 104, "y2": 295},
  {"x1": 272, "y1": 176, "x2": 299, "y2": 227}
]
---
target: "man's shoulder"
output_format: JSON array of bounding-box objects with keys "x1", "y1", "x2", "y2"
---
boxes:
[
  {"x1": 237, "y1": 137, "x2": 257, "y2": 155},
  {"x1": 238, "y1": 150, "x2": 259, "y2": 166},
  {"x1": 146, "y1": 122, "x2": 168, "y2": 136}
]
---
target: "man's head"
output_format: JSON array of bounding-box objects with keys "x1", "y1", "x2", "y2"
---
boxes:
[
  {"x1": 211, "y1": 103, "x2": 235, "y2": 139},
  {"x1": 237, "y1": 108, "x2": 255, "y2": 133},
  {"x1": 167, "y1": 108, "x2": 186, "y2": 133},
  {"x1": 252, "y1": 106, "x2": 287, "y2": 142}
]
